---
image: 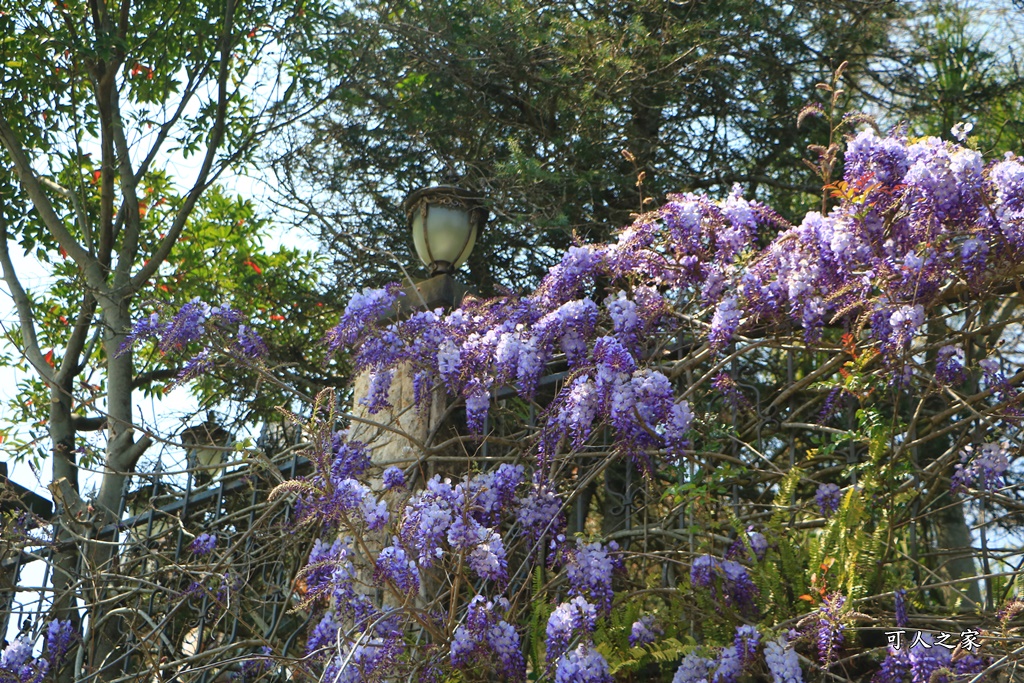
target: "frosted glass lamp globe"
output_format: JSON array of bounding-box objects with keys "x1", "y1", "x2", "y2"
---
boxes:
[{"x1": 403, "y1": 186, "x2": 487, "y2": 276}]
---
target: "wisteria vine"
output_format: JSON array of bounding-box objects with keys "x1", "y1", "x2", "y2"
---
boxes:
[{"x1": 107, "y1": 125, "x2": 1024, "y2": 683}]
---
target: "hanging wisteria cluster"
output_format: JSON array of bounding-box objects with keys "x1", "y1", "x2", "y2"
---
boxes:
[
  {"x1": 327, "y1": 130, "x2": 1024, "y2": 463},
  {"x1": 114, "y1": 126, "x2": 1024, "y2": 682},
  {"x1": 0, "y1": 620, "x2": 76, "y2": 683},
  {"x1": 125, "y1": 297, "x2": 268, "y2": 382}
]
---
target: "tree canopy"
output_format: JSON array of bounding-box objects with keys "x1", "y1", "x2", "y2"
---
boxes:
[
  {"x1": 0, "y1": 0, "x2": 332, "y2": 678},
  {"x1": 265, "y1": 0, "x2": 1024, "y2": 298},
  {"x1": 270, "y1": 0, "x2": 917, "y2": 292}
]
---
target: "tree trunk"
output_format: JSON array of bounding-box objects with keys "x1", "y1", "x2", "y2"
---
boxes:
[
  {"x1": 932, "y1": 494, "x2": 982, "y2": 609},
  {"x1": 48, "y1": 375, "x2": 83, "y2": 683},
  {"x1": 88, "y1": 300, "x2": 138, "y2": 681}
]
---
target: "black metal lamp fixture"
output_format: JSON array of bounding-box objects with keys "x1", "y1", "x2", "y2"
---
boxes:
[{"x1": 403, "y1": 185, "x2": 488, "y2": 276}]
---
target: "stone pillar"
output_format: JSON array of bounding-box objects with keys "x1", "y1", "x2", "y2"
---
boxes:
[
  {"x1": 347, "y1": 363, "x2": 453, "y2": 615},
  {"x1": 349, "y1": 362, "x2": 448, "y2": 477}
]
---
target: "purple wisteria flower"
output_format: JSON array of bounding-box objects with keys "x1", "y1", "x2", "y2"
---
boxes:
[
  {"x1": 314, "y1": 476, "x2": 388, "y2": 530},
  {"x1": 471, "y1": 463, "x2": 524, "y2": 525},
  {"x1": 162, "y1": 300, "x2": 227, "y2": 350},
  {"x1": 670, "y1": 637, "x2": 751, "y2": 683},
  {"x1": 531, "y1": 246, "x2": 605, "y2": 309},
  {"x1": 361, "y1": 369, "x2": 395, "y2": 413},
  {"x1": 894, "y1": 588, "x2": 908, "y2": 628},
  {"x1": 711, "y1": 645, "x2": 742, "y2": 683},
  {"x1": 629, "y1": 615, "x2": 662, "y2": 648},
  {"x1": 400, "y1": 475, "x2": 457, "y2": 565},
  {"x1": 815, "y1": 387, "x2": 839, "y2": 423},
  {"x1": 447, "y1": 515, "x2": 508, "y2": 583},
  {"x1": 718, "y1": 185, "x2": 757, "y2": 259},
  {"x1": 844, "y1": 129, "x2": 909, "y2": 187},
  {"x1": 887, "y1": 304, "x2": 924, "y2": 350},
  {"x1": 605, "y1": 291, "x2": 640, "y2": 347},
  {"x1": 733, "y1": 624, "x2": 760, "y2": 664},
  {"x1": 293, "y1": 434, "x2": 385, "y2": 532},
  {"x1": 45, "y1": 620, "x2": 76, "y2": 667},
  {"x1": 691, "y1": 555, "x2": 720, "y2": 587},
  {"x1": 817, "y1": 592, "x2": 846, "y2": 667},
  {"x1": 991, "y1": 155, "x2": 1024, "y2": 247},
  {"x1": 961, "y1": 236, "x2": 989, "y2": 283},
  {"x1": 325, "y1": 284, "x2": 403, "y2": 355},
  {"x1": 487, "y1": 619, "x2": 526, "y2": 681},
  {"x1": 553, "y1": 376, "x2": 601, "y2": 450},
  {"x1": 726, "y1": 529, "x2": 768, "y2": 562},
  {"x1": 382, "y1": 466, "x2": 405, "y2": 490},
  {"x1": 234, "y1": 324, "x2": 268, "y2": 359},
  {"x1": 564, "y1": 540, "x2": 621, "y2": 614},
  {"x1": 1, "y1": 637, "x2": 34, "y2": 674},
  {"x1": 952, "y1": 442, "x2": 1010, "y2": 493},
  {"x1": 977, "y1": 356, "x2": 1024, "y2": 415},
  {"x1": 189, "y1": 533, "x2": 217, "y2": 555},
  {"x1": 516, "y1": 478, "x2": 565, "y2": 545},
  {"x1": 177, "y1": 349, "x2": 214, "y2": 382},
  {"x1": 672, "y1": 652, "x2": 712, "y2": 683},
  {"x1": 896, "y1": 632, "x2": 985, "y2": 683},
  {"x1": 872, "y1": 646, "x2": 909, "y2": 683},
  {"x1": 690, "y1": 555, "x2": 758, "y2": 614},
  {"x1": 321, "y1": 635, "x2": 404, "y2": 683},
  {"x1": 307, "y1": 610, "x2": 343, "y2": 655},
  {"x1": 450, "y1": 596, "x2": 525, "y2": 681},
  {"x1": 302, "y1": 537, "x2": 356, "y2": 607},
  {"x1": 391, "y1": 469, "x2": 522, "y2": 584},
  {"x1": 235, "y1": 646, "x2": 273, "y2": 682},
  {"x1": 375, "y1": 541, "x2": 420, "y2": 594},
  {"x1": 546, "y1": 596, "x2": 598, "y2": 660},
  {"x1": 553, "y1": 643, "x2": 612, "y2": 683},
  {"x1": 331, "y1": 434, "x2": 371, "y2": 481},
  {"x1": 463, "y1": 377, "x2": 492, "y2": 432},
  {"x1": 125, "y1": 298, "x2": 246, "y2": 355},
  {"x1": 935, "y1": 345, "x2": 966, "y2": 385},
  {"x1": 815, "y1": 483, "x2": 842, "y2": 517},
  {"x1": 709, "y1": 297, "x2": 743, "y2": 350},
  {"x1": 764, "y1": 634, "x2": 803, "y2": 683}
]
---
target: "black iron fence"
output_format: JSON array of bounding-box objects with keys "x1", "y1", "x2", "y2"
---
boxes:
[{"x1": 1, "y1": 421, "x2": 311, "y2": 682}]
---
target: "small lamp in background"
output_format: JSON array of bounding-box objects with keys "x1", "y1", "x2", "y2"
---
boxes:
[
  {"x1": 404, "y1": 185, "x2": 488, "y2": 277},
  {"x1": 181, "y1": 413, "x2": 233, "y2": 486},
  {"x1": 124, "y1": 482, "x2": 179, "y2": 549}
]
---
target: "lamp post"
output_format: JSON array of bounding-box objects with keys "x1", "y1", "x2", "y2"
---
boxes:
[
  {"x1": 349, "y1": 185, "x2": 487, "y2": 461},
  {"x1": 346, "y1": 186, "x2": 489, "y2": 612},
  {"x1": 400, "y1": 186, "x2": 487, "y2": 311}
]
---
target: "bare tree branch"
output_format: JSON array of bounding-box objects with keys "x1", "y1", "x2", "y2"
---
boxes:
[
  {"x1": 40, "y1": 177, "x2": 92, "y2": 249},
  {"x1": 0, "y1": 216, "x2": 54, "y2": 384},
  {"x1": 129, "y1": 0, "x2": 237, "y2": 292},
  {"x1": 0, "y1": 116, "x2": 104, "y2": 289},
  {"x1": 72, "y1": 415, "x2": 108, "y2": 431}
]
